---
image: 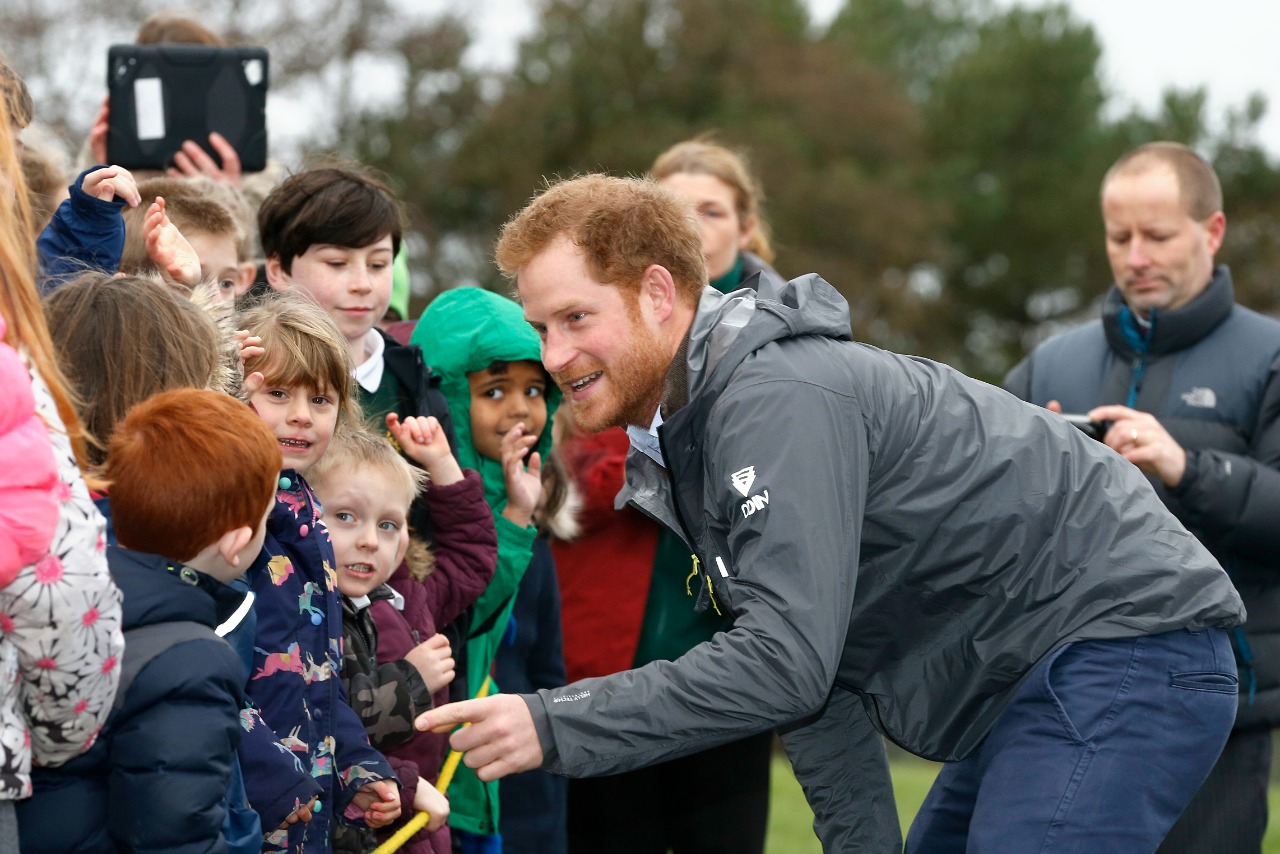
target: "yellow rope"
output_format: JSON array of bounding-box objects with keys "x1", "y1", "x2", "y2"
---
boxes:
[{"x1": 370, "y1": 675, "x2": 494, "y2": 854}]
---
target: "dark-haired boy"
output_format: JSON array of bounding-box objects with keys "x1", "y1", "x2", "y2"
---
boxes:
[
  {"x1": 258, "y1": 163, "x2": 454, "y2": 447},
  {"x1": 16, "y1": 388, "x2": 280, "y2": 853}
]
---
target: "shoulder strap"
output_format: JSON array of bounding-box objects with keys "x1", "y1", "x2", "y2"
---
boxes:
[{"x1": 113, "y1": 621, "x2": 219, "y2": 712}]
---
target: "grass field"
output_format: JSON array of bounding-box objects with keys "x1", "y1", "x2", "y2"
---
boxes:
[{"x1": 764, "y1": 752, "x2": 1280, "y2": 853}]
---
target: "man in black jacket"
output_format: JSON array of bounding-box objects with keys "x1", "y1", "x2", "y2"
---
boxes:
[
  {"x1": 419, "y1": 173, "x2": 1248, "y2": 853},
  {"x1": 1005, "y1": 141, "x2": 1280, "y2": 852}
]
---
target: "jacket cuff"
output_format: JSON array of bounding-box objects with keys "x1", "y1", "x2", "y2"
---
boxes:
[
  {"x1": 521, "y1": 692, "x2": 557, "y2": 766},
  {"x1": 1170, "y1": 448, "x2": 1201, "y2": 497},
  {"x1": 69, "y1": 166, "x2": 130, "y2": 217}
]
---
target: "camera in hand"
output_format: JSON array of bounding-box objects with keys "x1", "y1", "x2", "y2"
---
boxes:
[{"x1": 1061, "y1": 413, "x2": 1111, "y2": 441}]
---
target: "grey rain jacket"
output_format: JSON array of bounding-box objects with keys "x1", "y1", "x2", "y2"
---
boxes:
[
  {"x1": 1005, "y1": 266, "x2": 1280, "y2": 728},
  {"x1": 522, "y1": 274, "x2": 1245, "y2": 852}
]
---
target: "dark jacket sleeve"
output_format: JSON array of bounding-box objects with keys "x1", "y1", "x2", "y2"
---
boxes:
[
  {"x1": 36, "y1": 166, "x2": 128, "y2": 292},
  {"x1": 528, "y1": 378, "x2": 866, "y2": 776},
  {"x1": 331, "y1": 676, "x2": 398, "y2": 819},
  {"x1": 1172, "y1": 352, "x2": 1280, "y2": 556},
  {"x1": 237, "y1": 703, "x2": 324, "y2": 834},
  {"x1": 415, "y1": 469, "x2": 498, "y2": 629},
  {"x1": 106, "y1": 638, "x2": 243, "y2": 853}
]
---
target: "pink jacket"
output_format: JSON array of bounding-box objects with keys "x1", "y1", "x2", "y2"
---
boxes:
[{"x1": 0, "y1": 318, "x2": 59, "y2": 586}]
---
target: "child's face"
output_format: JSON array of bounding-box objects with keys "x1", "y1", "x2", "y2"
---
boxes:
[
  {"x1": 315, "y1": 466, "x2": 411, "y2": 599},
  {"x1": 467, "y1": 360, "x2": 549, "y2": 463},
  {"x1": 269, "y1": 235, "x2": 394, "y2": 350},
  {"x1": 247, "y1": 381, "x2": 339, "y2": 475},
  {"x1": 187, "y1": 229, "x2": 244, "y2": 304}
]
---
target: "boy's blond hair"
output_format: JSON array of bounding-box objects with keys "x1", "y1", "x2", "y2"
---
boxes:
[
  {"x1": 119, "y1": 177, "x2": 243, "y2": 276},
  {"x1": 309, "y1": 422, "x2": 426, "y2": 509},
  {"x1": 238, "y1": 291, "x2": 360, "y2": 425}
]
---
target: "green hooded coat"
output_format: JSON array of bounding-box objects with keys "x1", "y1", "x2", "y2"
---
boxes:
[{"x1": 412, "y1": 286, "x2": 560, "y2": 836}]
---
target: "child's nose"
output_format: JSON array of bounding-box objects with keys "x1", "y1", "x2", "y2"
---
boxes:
[{"x1": 287, "y1": 400, "x2": 313, "y2": 426}]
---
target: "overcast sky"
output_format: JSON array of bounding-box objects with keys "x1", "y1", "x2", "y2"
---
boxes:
[{"x1": 457, "y1": 0, "x2": 1280, "y2": 153}]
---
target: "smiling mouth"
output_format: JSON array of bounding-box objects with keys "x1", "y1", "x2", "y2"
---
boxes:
[
  {"x1": 343, "y1": 563, "x2": 375, "y2": 577},
  {"x1": 568, "y1": 371, "x2": 603, "y2": 392},
  {"x1": 279, "y1": 438, "x2": 311, "y2": 450}
]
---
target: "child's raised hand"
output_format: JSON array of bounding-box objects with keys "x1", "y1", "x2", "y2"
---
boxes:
[
  {"x1": 277, "y1": 796, "x2": 317, "y2": 829},
  {"x1": 404, "y1": 632, "x2": 454, "y2": 695},
  {"x1": 143, "y1": 196, "x2": 201, "y2": 288},
  {"x1": 351, "y1": 779, "x2": 401, "y2": 828},
  {"x1": 81, "y1": 165, "x2": 141, "y2": 207},
  {"x1": 386, "y1": 413, "x2": 464, "y2": 486},
  {"x1": 234, "y1": 330, "x2": 264, "y2": 366},
  {"x1": 413, "y1": 777, "x2": 450, "y2": 832},
  {"x1": 500, "y1": 423, "x2": 542, "y2": 529}
]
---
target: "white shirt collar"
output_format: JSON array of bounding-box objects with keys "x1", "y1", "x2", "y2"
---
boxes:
[
  {"x1": 626, "y1": 406, "x2": 666, "y2": 467},
  {"x1": 353, "y1": 328, "x2": 386, "y2": 393}
]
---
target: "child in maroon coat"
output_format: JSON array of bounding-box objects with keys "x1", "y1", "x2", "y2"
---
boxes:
[{"x1": 310, "y1": 414, "x2": 497, "y2": 854}]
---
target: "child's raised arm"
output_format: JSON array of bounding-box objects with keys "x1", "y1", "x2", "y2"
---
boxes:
[
  {"x1": 386, "y1": 413, "x2": 464, "y2": 486},
  {"x1": 142, "y1": 196, "x2": 201, "y2": 289}
]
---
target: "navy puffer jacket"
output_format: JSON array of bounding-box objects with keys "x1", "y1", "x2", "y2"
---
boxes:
[{"x1": 17, "y1": 547, "x2": 245, "y2": 853}]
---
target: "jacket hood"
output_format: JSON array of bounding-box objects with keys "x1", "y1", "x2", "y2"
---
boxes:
[
  {"x1": 413, "y1": 287, "x2": 562, "y2": 511},
  {"x1": 679, "y1": 273, "x2": 854, "y2": 410}
]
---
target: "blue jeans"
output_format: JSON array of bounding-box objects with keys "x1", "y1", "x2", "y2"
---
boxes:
[{"x1": 905, "y1": 628, "x2": 1237, "y2": 854}]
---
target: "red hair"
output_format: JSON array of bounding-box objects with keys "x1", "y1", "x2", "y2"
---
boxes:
[{"x1": 108, "y1": 389, "x2": 281, "y2": 561}]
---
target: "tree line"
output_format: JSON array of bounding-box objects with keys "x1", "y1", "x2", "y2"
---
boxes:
[{"x1": 6, "y1": 0, "x2": 1279, "y2": 380}]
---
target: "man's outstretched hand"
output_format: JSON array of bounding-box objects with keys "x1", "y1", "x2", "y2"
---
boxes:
[{"x1": 416, "y1": 694, "x2": 545, "y2": 781}]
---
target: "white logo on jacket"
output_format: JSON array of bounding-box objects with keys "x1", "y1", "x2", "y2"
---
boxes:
[
  {"x1": 1180, "y1": 387, "x2": 1217, "y2": 409},
  {"x1": 731, "y1": 466, "x2": 756, "y2": 496},
  {"x1": 740, "y1": 490, "x2": 770, "y2": 518}
]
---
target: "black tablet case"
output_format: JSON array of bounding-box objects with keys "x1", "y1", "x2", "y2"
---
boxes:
[{"x1": 106, "y1": 44, "x2": 269, "y2": 173}]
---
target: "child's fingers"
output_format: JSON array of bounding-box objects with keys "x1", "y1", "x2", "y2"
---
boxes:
[
  {"x1": 525, "y1": 451, "x2": 542, "y2": 482},
  {"x1": 241, "y1": 371, "x2": 265, "y2": 401}
]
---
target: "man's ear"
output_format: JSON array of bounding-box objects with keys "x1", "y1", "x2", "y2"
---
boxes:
[
  {"x1": 640, "y1": 264, "x2": 678, "y2": 324},
  {"x1": 218, "y1": 525, "x2": 255, "y2": 568},
  {"x1": 264, "y1": 255, "x2": 290, "y2": 292},
  {"x1": 1204, "y1": 211, "x2": 1227, "y2": 256}
]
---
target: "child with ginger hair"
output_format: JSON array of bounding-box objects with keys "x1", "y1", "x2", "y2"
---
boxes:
[
  {"x1": 17, "y1": 389, "x2": 278, "y2": 852},
  {"x1": 309, "y1": 418, "x2": 497, "y2": 854},
  {"x1": 238, "y1": 292, "x2": 401, "y2": 852}
]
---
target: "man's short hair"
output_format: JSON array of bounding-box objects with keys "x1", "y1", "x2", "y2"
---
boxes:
[
  {"x1": 495, "y1": 174, "x2": 707, "y2": 305},
  {"x1": 257, "y1": 163, "x2": 403, "y2": 272},
  {"x1": 308, "y1": 422, "x2": 425, "y2": 510},
  {"x1": 0, "y1": 61, "x2": 33, "y2": 129},
  {"x1": 1103, "y1": 142, "x2": 1223, "y2": 221},
  {"x1": 238, "y1": 290, "x2": 359, "y2": 425},
  {"x1": 108, "y1": 388, "x2": 280, "y2": 562},
  {"x1": 119, "y1": 177, "x2": 243, "y2": 276}
]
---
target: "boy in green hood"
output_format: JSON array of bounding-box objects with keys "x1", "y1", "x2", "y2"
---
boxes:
[{"x1": 412, "y1": 286, "x2": 563, "y2": 850}]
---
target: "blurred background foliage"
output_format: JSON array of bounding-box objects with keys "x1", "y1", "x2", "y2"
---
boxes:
[{"x1": 5, "y1": 0, "x2": 1279, "y2": 380}]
